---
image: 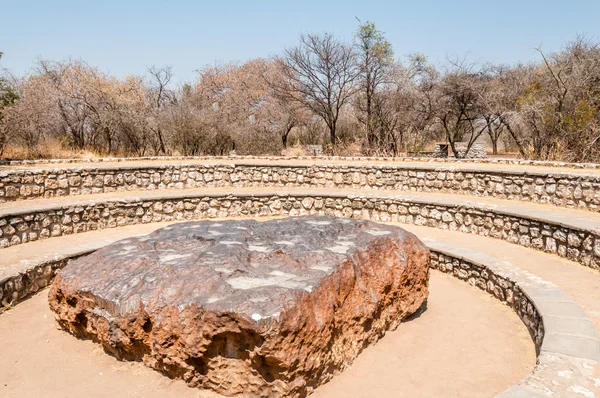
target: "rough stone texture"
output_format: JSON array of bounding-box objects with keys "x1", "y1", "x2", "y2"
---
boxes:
[
  {"x1": 2, "y1": 192, "x2": 600, "y2": 272},
  {"x1": 48, "y1": 217, "x2": 430, "y2": 397},
  {"x1": 433, "y1": 143, "x2": 449, "y2": 158},
  {"x1": 3, "y1": 162, "x2": 600, "y2": 213},
  {"x1": 433, "y1": 142, "x2": 487, "y2": 159},
  {"x1": 455, "y1": 142, "x2": 487, "y2": 159},
  {"x1": 0, "y1": 258, "x2": 67, "y2": 309}
]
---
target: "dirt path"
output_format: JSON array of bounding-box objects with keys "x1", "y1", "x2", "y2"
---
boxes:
[{"x1": 0, "y1": 271, "x2": 533, "y2": 398}]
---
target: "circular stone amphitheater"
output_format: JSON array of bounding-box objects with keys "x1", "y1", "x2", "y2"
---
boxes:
[{"x1": 1, "y1": 155, "x2": 600, "y2": 397}]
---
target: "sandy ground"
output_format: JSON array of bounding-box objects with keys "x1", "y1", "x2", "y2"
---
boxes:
[{"x1": 0, "y1": 271, "x2": 534, "y2": 398}]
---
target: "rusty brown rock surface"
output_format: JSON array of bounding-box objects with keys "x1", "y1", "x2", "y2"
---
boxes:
[{"x1": 48, "y1": 216, "x2": 430, "y2": 397}]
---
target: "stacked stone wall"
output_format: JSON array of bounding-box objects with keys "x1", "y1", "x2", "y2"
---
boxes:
[
  {"x1": 2, "y1": 164, "x2": 600, "y2": 212},
  {"x1": 457, "y1": 142, "x2": 487, "y2": 159},
  {"x1": 0, "y1": 256, "x2": 84, "y2": 308},
  {"x1": 1, "y1": 193, "x2": 599, "y2": 270}
]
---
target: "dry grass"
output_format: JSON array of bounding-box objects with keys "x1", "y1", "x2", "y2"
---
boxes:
[
  {"x1": 331, "y1": 141, "x2": 363, "y2": 157},
  {"x1": 281, "y1": 144, "x2": 308, "y2": 157},
  {"x1": 2, "y1": 137, "x2": 521, "y2": 160},
  {"x1": 2, "y1": 139, "x2": 101, "y2": 160}
]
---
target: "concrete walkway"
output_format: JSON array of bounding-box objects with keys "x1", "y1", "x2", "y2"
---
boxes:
[
  {"x1": 4, "y1": 157, "x2": 600, "y2": 177},
  {"x1": 400, "y1": 224, "x2": 600, "y2": 331}
]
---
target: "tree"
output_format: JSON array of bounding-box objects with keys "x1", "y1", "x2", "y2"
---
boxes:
[
  {"x1": 0, "y1": 52, "x2": 21, "y2": 155},
  {"x1": 258, "y1": 61, "x2": 308, "y2": 149},
  {"x1": 275, "y1": 33, "x2": 359, "y2": 148},
  {"x1": 481, "y1": 64, "x2": 532, "y2": 157},
  {"x1": 0, "y1": 52, "x2": 19, "y2": 122},
  {"x1": 398, "y1": 54, "x2": 440, "y2": 153},
  {"x1": 195, "y1": 60, "x2": 278, "y2": 154},
  {"x1": 517, "y1": 37, "x2": 600, "y2": 161},
  {"x1": 424, "y1": 60, "x2": 496, "y2": 158},
  {"x1": 0, "y1": 73, "x2": 60, "y2": 156},
  {"x1": 32, "y1": 59, "x2": 154, "y2": 156},
  {"x1": 164, "y1": 83, "x2": 218, "y2": 156},
  {"x1": 147, "y1": 65, "x2": 174, "y2": 154},
  {"x1": 4, "y1": 30, "x2": 600, "y2": 162},
  {"x1": 354, "y1": 19, "x2": 394, "y2": 151}
]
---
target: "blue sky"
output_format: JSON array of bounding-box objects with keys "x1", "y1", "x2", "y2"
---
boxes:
[{"x1": 2, "y1": 0, "x2": 599, "y2": 83}]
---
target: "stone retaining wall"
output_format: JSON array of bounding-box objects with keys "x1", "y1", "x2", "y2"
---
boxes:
[
  {"x1": 2, "y1": 163, "x2": 600, "y2": 212},
  {"x1": 0, "y1": 255, "x2": 83, "y2": 308},
  {"x1": 1, "y1": 192, "x2": 599, "y2": 270},
  {"x1": 458, "y1": 142, "x2": 487, "y2": 159}
]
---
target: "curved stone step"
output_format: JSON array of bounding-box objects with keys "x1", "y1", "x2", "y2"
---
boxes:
[
  {"x1": 2, "y1": 159, "x2": 600, "y2": 213},
  {"x1": 1, "y1": 219, "x2": 597, "y2": 396},
  {"x1": 0, "y1": 188, "x2": 599, "y2": 272},
  {"x1": 3, "y1": 155, "x2": 600, "y2": 170}
]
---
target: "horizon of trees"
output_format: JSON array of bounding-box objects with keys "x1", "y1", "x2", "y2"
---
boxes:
[{"x1": 1, "y1": 21, "x2": 599, "y2": 162}]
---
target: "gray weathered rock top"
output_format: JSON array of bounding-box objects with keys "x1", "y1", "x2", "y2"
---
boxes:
[{"x1": 59, "y1": 216, "x2": 414, "y2": 321}]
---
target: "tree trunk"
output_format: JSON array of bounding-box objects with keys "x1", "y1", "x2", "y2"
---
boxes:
[
  {"x1": 486, "y1": 122, "x2": 499, "y2": 155},
  {"x1": 366, "y1": 82, "x2": 374, "y2": 149},
  {"x1": 329, "y1": 121, "x2": 336, "y2": 147},
  {"x1": 281, "y1": 125, "x2": 293, "y2": 148},
  {"x1": 448, "y1": 139, "x2": 460, "y2": 158},
  {"x1": 501, "y1": 119, "x2": 527, "y2": 158},
  {"x1": 157, "y1": 127, "x2": 167, "y2": 155}
]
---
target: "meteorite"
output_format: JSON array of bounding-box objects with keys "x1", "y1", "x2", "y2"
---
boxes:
[{"x1": 49, "y1": 216, "x2": 430, "y2": 397}]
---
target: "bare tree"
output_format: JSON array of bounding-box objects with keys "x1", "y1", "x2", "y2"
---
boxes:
[
  {"x1": 147, "y1": 65, "x2": 174, "y2": 154},
  {"x1": 523, "y1": 37, "x2": 600, "y2": 161},
  {"x1": 275, "y1": 33, "x2": 359, "y2": 147},
  {"x1": 423, "y1": 59, "x2": 496, "y2": 157},
  {"x1": 0, "y1": 53, "x2": 19, "y2": 155},
  {"x1": 5, "y1": 30, "x2": 600, "y2": 162}
]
